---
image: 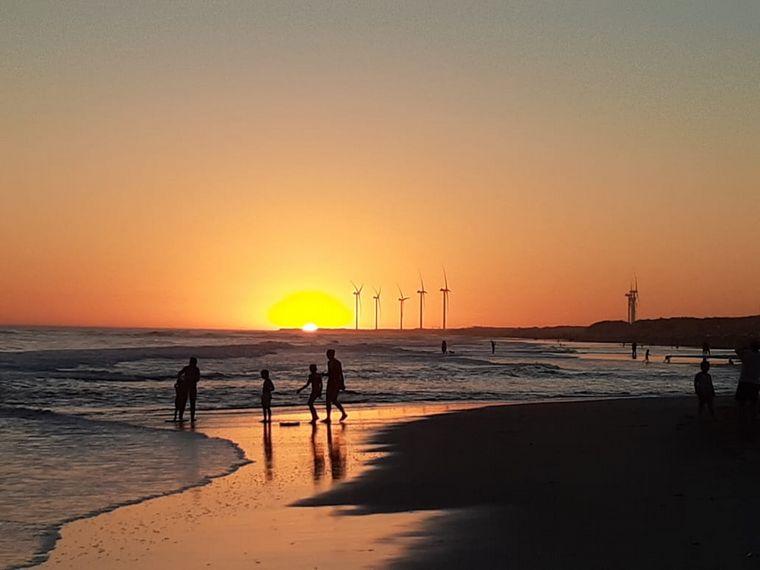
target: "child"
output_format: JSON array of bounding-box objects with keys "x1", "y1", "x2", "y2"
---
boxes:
[
  {"x1": 173, "y1": 379, "x2": 181, "y2": 421},
  {"x1": 260, "y1": 369, "x2": 275, "y2": 423},
  {"x1": 694, "y1": 359, "x2": 715, "y2": 418},
  {"x1": 297, "y1": 364, "x2": 324, "y2": 424}
]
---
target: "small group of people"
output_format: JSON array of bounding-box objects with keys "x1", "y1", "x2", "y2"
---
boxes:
[
  {"x1": 172, "y1": 349, "x2": 349, "y2": 424},
  {"x1": 692, "y1": 340, "x2": 760, "y2": 427}
]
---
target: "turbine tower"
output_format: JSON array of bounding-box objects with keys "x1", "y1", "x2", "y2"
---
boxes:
[
  {"x1": 352, "y1": 282, "x2": 363, "y2": 331},
  {"x1": 416, "y1": 275, "x2": 427, "y2": 330},
  {"x1": 440, "y1": 269, "x2": 451, "y2": 330},
  {"x1": 372, "y1": 287, "x2": 381, "y2": 331},
  {"x1": 625, "y1": 277, "x2": 639, "y2": 324},
  {"x1": 398, "y1": 286, "x2": 410, "y2": 331}
]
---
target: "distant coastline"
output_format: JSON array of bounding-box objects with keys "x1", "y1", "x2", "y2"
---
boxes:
[
  {"x1": 464, "y1": 315, "x2": 760, "y2": 349},
  {"x1": 279, "y1": 314, "x2": 760, "y2": 350}
]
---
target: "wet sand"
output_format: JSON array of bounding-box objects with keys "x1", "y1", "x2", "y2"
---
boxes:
[
  {"x1": 39, "y1": 397, "x2": 760, "y2": 569},
  {"x1": 303, "y1": 397, "x2": 760, "y2": 569},
  {"x1": 39, "y1": 403, "x2": 478, "y2": 569}
]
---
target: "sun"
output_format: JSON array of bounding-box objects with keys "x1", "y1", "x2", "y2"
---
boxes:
[{"x1": 268, "y1": 291, "x2": 352, "y2": 330}]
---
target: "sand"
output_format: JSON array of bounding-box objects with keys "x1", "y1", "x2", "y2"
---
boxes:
[
  {"x1": 39, "y1": 397, "x2": 760, "y2": 569},
  {"x1": 38, "y1": 403, "x2": 475, "y2": 569},
  {"x1": 302, "y1": 397, "x2": 760, "y2": 569}
]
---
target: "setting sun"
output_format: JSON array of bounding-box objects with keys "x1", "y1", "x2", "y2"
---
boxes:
[{"x1": 267, "y1": 291, "x2": 352, "y2": 330}]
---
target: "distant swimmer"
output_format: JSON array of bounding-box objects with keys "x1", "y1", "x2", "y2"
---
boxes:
[
  {"x1": 441, "y1": 340, "x2": 448, "y2": 355},
  {"x1": 176, "y1": 357, "x2": 200, "y2": 422},
  {"x1": 491, "y1": 340, "x2": 496, "y2": 355},
  {"x1": 324, "y1": 349, "x2": 348, "y2": 423},
  {"x1": 297, "y1": 364, "x2": 324, "y2": 424},
  {"x1": 260, "y1": 369, "x2": 275, "y2": 423}
]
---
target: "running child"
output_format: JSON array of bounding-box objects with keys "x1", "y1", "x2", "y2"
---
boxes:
[{"x1": 297, "y1": 364, "x2": 324, "y2": 423}]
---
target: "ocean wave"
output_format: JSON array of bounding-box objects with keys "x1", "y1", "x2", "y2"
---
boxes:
[
  {"x1": 0, "y1": 342, "x2": 291, "y2": 373},
  {"x1": 0, "y1": 406, "x2": 249, "y2": 569}
]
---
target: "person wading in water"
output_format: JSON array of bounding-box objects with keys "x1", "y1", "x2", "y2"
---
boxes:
[{"x1": 176, "y1": 357, "x2": 200, "y2": 422}]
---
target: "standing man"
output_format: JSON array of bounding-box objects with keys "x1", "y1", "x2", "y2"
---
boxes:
[
  {"x1": 490, "y1": 340, "x2": 496, "y2": 355},
  {"x1": 324, "y1": 349, "x2": 348, "y2": 423},
  {"x1": 177, "y1": 357, "x2": 200, "y2": 423}
]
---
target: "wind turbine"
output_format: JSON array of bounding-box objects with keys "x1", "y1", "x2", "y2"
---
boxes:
[
  {"x1": 416, "y1": 275, "x2": 427, "y2": 330},
  {"x1": 351, "y1": 282, "x2": 363, "y2": 331},
  {"x1": 440, "y1": 269, "x2": 451, "y2": 330},
  {"x1": 372, "y1": 287, "x2": 381, "y2": 331},
  {"x1": 397, "y1": 286, "x2": 410, "y2": 331}
]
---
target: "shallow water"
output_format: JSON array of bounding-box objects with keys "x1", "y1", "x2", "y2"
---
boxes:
[
  {"x1": 0, "y1": 327, "x2": 740, "y2": 568},
  {"x1": 0, "y1": 407, "x2": 245, "y2": 569}
]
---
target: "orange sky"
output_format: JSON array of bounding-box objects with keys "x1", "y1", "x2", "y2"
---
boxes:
[{"x1": 2, "y1": 3, "x2": 759, "y2": 330}]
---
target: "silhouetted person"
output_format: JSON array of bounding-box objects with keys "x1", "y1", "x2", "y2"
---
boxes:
[
  {"x1": 491, "y1": 340, "x2": 496, "y2": 354},
  {"x1": 176, "y1": 357, "x2": 200, "y2": 422},
  {"x1": 702, "y1": 341, "x2": 711, "y2": 356},
  {"x1": 631, "y1": 341, "x2": 638, "y2": 360},
  {"x1": 645, "y1": 349, "x2": 650, "y2": 364},
  {"x1": 297, "y1": 364, "x2": 323, "y2": 424},
  {"x1": 260, "y1": 369, "x2": 275, "y2": 423},
  {"x1": 173, "y1": 379, "x2": 181, "y2": 422},
  {"x1": 441, "y1": 340, "x2": 448, "y2": 355},
  {"x1": 324, "y1": 349, "x2": 347, "y2": 423},
  {"x1": 694, "y1": 359, "x2": 715, "y2": 419},
  {"x1": 735, "y1": 340, "x2": 760, "y2": 434}
]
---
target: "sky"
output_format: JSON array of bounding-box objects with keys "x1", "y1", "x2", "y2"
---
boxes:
[{"x1": 1, "y1": 1, "x2": 759, "y2": 330}]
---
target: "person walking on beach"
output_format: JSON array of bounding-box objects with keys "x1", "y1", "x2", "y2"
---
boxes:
[
  {"x1": 441, "y1": 340, "x2": 448, "y2": 355},
  {"x1": 694, "y1": 359, "x2": 715, "y2": 419},
  {"x1": 297, "y1": 364, "x2": 324, "y2": 424},
  {"x1": 260, "y1": 369, "x2": 275, "y2": 423},
  {"x1": 491, "y1": 340, "x2": 496, "y2": 355},
  {"x1": 735, "y1": 340, "x2": 760, "y2": 432},
  {"x1": 176, "y1": 357, "x2": 200, "y2": 422},
  {"x1": 645, "y1": 349, "x2": 650, "y2": 364},
  {"x1": 631, "y1": 341, "x2": 638, "y2": 360},
  {"x1": 324, "y1": 349, "x2": 348, "y2": 423}
]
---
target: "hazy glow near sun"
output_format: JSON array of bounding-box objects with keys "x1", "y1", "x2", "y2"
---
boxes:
[{"x1": 268, "y1": 291, "x2": 352, "y2": 330}]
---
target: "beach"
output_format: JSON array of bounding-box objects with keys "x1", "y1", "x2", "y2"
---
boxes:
[
  {"x1": 38, "y1": 404, "x2": 470, "y2": 569},
  {"x1": 34, "y1": 396, "x2": 760, "y2": 569}
]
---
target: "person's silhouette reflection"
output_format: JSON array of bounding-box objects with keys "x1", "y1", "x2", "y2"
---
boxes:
[
  {"x1": 310, "y1": 423, "x2": 325, "y2": 483},
  {"x1": 262, "y1": 421, "x2": 274, "y2": 481},
  {"x1": 326, "y1": 422, "x2": 347, "y2": 481}
]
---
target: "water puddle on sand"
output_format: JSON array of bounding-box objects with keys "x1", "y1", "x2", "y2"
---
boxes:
[{"x1": 39, "y1": 403, "x2": 483, "y2": 568}]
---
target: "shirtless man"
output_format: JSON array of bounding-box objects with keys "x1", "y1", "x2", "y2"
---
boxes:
[{"x1": 324, "y1": 349, "x2": 348, "y2": 423}]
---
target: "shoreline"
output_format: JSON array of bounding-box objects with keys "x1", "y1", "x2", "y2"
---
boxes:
[
  {"x1": 6, "y1": 411, "x2": 251, "y2": 570},
  {"x1": 28, "y1": 394, "x2": 759, "y2": 568},
  {"x1": 36, "y1": 402, "x2": 481, "y2": 569}
]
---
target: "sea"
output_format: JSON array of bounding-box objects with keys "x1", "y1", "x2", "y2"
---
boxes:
[{"x1": 0, "y1": 326, "x2": 740, "y2": 568}]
